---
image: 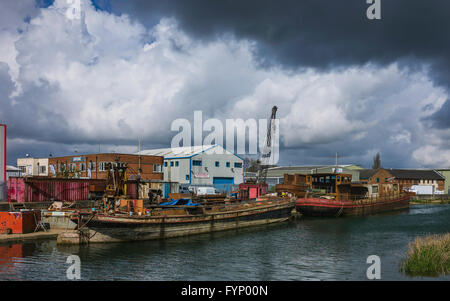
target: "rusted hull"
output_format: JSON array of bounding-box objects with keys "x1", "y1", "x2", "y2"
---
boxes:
[
  {"x1": 295, "y1": 195, "x2": 410, "y2": 217},
  {"x1": 59, "y1": 201, "x2": 294, "y2": 244}
]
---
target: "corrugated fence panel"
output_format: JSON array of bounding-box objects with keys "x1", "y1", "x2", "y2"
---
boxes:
[{"x1": 7, "y1": 177, "x2": 107, "y2": 202}]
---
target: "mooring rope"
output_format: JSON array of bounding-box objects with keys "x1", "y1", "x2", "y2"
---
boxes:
[
  {"x1": 76, "y1": 213, "x2": 98, "y2": 240},
  {"x1": 335, "y1": 200, "x2": 344, "y2": 217}
]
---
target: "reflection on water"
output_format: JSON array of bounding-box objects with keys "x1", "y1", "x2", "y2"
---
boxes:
[{"x1": 1, "y1": 204, "x2": 450, "y2": 281}]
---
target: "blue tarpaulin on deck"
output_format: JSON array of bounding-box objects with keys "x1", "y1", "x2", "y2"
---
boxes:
[{"x1": 159, "y1": 198, "x2": 199, "y2": 206}]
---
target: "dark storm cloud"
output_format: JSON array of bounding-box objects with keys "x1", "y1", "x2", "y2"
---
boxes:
[
  {"x1": 428, "y1": 99, "x2": 450, "y2": 129},
  {"x1": 108, "y1": 0, "x2": 450, "y2": 126},
  {"x1": 108, "y1": 0, "x2": 449, "y2": 69}
]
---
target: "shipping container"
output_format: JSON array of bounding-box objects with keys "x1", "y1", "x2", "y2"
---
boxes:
[
  {"x1": 0, "y1": 210, "x2": 41, "y2": 234},
  {"x1": 7, "y1": 177, "x2": 106, "y2": 203},
  {"x1": 238, "y1": 183, "x2": 268, "y2": 200}
]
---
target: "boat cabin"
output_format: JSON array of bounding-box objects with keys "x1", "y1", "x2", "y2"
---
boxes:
[
  {"x1": 306, "y1": 173, "x2": 368, "y2": 200},
  {"x1": 306, "y1": 173, "x2": 353, "y2": 194}
]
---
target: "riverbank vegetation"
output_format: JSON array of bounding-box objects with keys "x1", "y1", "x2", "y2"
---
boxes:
[
  {"x1": 410, "y1": 199, "x2": 449, "y2": 204},
  {"x1": 400, "y1": 233, "x2": 450, "y2": 277}
]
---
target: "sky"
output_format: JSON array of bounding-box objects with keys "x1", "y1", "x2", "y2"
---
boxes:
[{"x1": 0, "y1": 0, "x2": 449, "y2": 168}]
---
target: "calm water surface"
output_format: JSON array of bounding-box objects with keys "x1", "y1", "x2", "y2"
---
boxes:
[{"x1": 1, "y1": 204, "x2": 450, "y2": 281}]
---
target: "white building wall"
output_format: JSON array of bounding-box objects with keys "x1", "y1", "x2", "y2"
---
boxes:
[
  {"x1": 160, "y1": 146, "x2": 244, "y2": 186},
  {"x1": 163, "y1": 158, "x2": 190, "y2": 184},
  {"x1": 190, "y1": 151, "x2": 244, "y2": 185},
  {"x1": 17, "y1": 158, "x2": 49, "y2": 176}
]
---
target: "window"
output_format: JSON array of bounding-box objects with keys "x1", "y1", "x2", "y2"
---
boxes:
[
  {"x1": 80, "y1": 163, "x2": 86, "y2": 171},
  {"x1": 234, "y1": 162, "x2": 242, "y2": 168},
  {"x1": 372, "y1": 185, "x2": 379, "y2": 193},
  {"x1": 170, "y1": 161, "x2": 174, "y2": 167},
  {"x1": 18, "y1": 166, "x2": 26, "y2": 173},
  {"x1": 175, "y1": 161, "x2": 179, "y2": 167},
  {"x1": 164, "y1": 161, "x2": 168, "y2": 167},
  {"x1": 376, "y1": 178, "x2": 380, "y2": 183},
  {"x1": 193, "y1": 160, "x2": 202, "y2": 166},
  {"x1": 88, "y1": 161, "x2": 95, "y2": 170},
  {"x1": 186, "y1": 175, "x2": 190, "y2": 180},
  {"x1": 40, "y1": 166, "x2": 46, "y2": 174},
  {"x1": 153, "y1": 164, "x2": 162, "y2": 172},
  {"x1": 226, "y1": 162, "x2": 230, "y2": 168},
  {"x1": 99, "y1": 162, "x2": 107, "y2": 171},
  {"x1": 215, "y1": 161, "x2": 220, "y2": 167},
  {"x1": 69, "y1": 163, "x2": 76, "y2": 171}
]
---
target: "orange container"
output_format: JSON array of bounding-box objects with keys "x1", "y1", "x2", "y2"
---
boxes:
[{"x1": 0, "y1": 211, "x2": 40, "y2": 234}]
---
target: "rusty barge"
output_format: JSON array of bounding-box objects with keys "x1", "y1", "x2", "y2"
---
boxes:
[
  {"x1": 275, "y1": 172, "x2": 410, "y2": 217},
  {"x1": 296, "y1": 195, "x2": 410, "y2": 217},
  {"x1": 57, "y1": 198, "x2": 294, "y2": 244}
]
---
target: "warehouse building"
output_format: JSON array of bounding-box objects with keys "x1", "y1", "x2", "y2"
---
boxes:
[
  {"x1": 245, "y1": 165, "x2": 363, "y2": 189},
  {"x1": 138, "y1": 145, "x2": 244, "y2": 191},
  {"x1": 436, "y1": 169, "x2": 450, "y2": 195}
]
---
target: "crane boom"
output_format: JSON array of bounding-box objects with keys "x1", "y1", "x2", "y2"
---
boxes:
[{"x1": 256, "y1": 106, "x2": 277, "y2": 184}]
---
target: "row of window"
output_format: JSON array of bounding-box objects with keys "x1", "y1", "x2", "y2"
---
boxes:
[
  {"x1": 51, "y1": 162, "x2": 163, "y2": 173},
  {"x1": 18, "y1": 165, "x2": 46, "y2": 174},
  {"x1": 164, "y1": 160, "x2": 243, "y2": 168},
  {"x1": 374, "y1": 178, "x2": 438, "y2": 184},
  {"x1": 165, "y1": 161, "x2": 180, "y2": 167},
  {"x1": 311, "y1": 175, "x2": 351, "y2": 183},
  {"x1": 371, "y1": 184, "x2": 398, "y2": 194}
]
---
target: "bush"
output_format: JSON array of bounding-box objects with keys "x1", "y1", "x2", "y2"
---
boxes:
[{"x1": 400, "y1": 233, "x2": 450, "y2": 277}]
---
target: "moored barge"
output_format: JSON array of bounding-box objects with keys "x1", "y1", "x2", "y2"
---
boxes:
[
  {"x1": 293, "y1": 172, "x2": 410, "y2": 217},
  {"x1": 57, "y1": 198, "x2": 294, "y2": 244}
]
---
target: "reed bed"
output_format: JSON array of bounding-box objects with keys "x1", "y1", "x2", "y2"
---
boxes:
[{"x1": 400, "y1": 233, "x2": 450, "y2": 277}]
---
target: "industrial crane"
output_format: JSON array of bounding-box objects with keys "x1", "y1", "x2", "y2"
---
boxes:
[{"x1": 256, "y1": 106, "x2": 278, "y2": 184}]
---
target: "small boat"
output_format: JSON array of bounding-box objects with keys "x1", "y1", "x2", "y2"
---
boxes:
[
  {"x1": 292, "y1": 172, "x2": 410, "y2": 217},
  {"x1": 57, "y1": 197, "x2": 295, "y2": 244}
]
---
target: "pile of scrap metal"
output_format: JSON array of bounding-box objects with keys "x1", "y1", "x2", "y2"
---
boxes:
[
  {"x1": 275, "y1": 174, "x2": 308, "y2": 197},
  {"x1": 148, "y1": 188, "x2": 163, "y2": 205},
  {"x1": 48, "y1": 201, "x2": 75, "y2": 211}
]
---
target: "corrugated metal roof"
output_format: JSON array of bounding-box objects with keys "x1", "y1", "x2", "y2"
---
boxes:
[
  {"x1": 138, "y1": 144, "x2": 234, "y2": 158},
  {"x1": 265, "y1": 165, "x2": 361, "y2": 179},
  {"x1": 6, "y1": 165, "x2": 21, "y2": 171}
]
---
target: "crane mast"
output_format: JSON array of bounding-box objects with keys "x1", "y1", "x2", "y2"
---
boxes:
[{"x1": 256, "y1": 106, "x2": 277, "y2": 184}]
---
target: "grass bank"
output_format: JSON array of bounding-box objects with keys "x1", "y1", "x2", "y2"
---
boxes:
[
  {"x1": 410, "y1": 200, "x2": 450, "y2": 204},
  {"x1": 400, "y1": 233, "x2": 450, "y2": 277}
]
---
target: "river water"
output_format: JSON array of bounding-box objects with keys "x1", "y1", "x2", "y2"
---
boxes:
[{"x1": 1, "y1": 204, "x2": 449, "y2": 281}]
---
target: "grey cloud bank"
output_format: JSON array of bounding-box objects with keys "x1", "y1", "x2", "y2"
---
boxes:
[{"x1": 0, "y1": 0, "x2": 449, "y2": 168}]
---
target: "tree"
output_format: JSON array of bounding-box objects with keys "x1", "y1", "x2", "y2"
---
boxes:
[
  {"x1": 372, "y1": 152, "x2": 382, "y2": 169},
  {"x1": 244, "y1": 157, "x2": 261, "y2": 172}
]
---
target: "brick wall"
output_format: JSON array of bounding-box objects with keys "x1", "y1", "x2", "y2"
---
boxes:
[{"x1": 48, "y1": 153, "x2": 163, "y2": 181}]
